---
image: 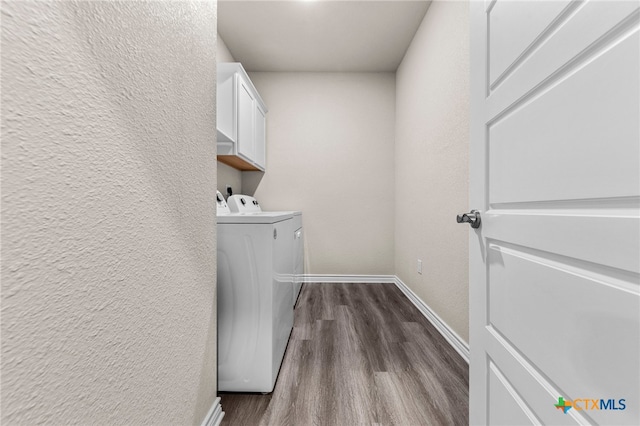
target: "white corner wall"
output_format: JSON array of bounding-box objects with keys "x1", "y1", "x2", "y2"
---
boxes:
[
  {"x1": 395, "y1": 1, "x2": 470, "y2": 342},
  {"x1": 217, "y1": 33, "x2": 236, "y2": 63},
  {"x1": 1, "y1": 2, "x2": 218, "y2": 423},
  {"x1": 247, "y1": 72, "x2": 396, "y2": 275}
]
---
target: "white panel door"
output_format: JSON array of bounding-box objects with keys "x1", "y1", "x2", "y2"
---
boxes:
[{"x1": 469, "y1": 1, "x2": 639, "y2": 425}]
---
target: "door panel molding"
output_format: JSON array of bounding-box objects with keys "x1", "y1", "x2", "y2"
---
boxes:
[{"x1": 488, "y1": 8, "x2": 639, "y2": 126}]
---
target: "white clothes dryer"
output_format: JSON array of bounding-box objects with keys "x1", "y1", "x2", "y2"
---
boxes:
[{"x1": 216, "y1": 191, "x2": 294, "y2": 393}]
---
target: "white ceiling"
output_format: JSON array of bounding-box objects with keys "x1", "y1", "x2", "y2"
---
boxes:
[{"x1": 218, "y1": 1, "x2": 432, "y2": 72}]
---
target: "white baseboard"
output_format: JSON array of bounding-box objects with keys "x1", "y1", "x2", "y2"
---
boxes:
[
  {"x1": 302, "y1": 274, "x2": 396, "y2": 284},
  {"x1": 201, "y1": 397, "x2": 224, "y2": 426},
  {"x1": 393, "y1": 276, "x2": 470, "y2": 363}
]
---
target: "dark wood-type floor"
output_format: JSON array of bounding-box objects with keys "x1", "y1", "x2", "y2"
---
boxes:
[{"x1": 220, "y1": 283, "x2": 469, "y2": 425}]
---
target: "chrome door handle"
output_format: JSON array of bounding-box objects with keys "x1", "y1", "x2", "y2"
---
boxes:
[{"x1": 457, "y1": 209, "x2": 481, "y2": 229}]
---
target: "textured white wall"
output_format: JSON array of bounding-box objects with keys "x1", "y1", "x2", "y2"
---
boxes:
[
  {"x1": 246, "y1": 72, "x2": 396, "y2": 275},
  {"x1": 216, "y1": 34, "x2": 243, "y2": 197},
  {"x1": 1, "y1": 1, "x2": 218, "y2": 424},
  {"x1": 395, "y1": 1, "x2": 470, "y2": 342}
]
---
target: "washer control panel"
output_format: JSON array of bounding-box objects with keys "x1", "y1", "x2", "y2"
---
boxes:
[{"x1": 227, "y1": 194, "x2": 262, "y2": 214}]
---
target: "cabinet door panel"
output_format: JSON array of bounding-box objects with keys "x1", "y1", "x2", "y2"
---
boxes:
[{"x1": 237, "y1": 77, "x2": 255, "y2": 161}]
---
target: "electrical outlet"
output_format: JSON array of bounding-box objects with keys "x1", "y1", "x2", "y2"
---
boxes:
[{"x1": 417, "y1": 259, "x2": 423, "y2": 274}]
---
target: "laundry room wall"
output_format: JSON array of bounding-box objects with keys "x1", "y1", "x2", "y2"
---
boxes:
[
  {"x1": 216, "y1": 34, "x2": 243, "y2": 197},
  {"x1": 395, "y1": 1, "x2": 470, "y2": 342},
  {"x1": 246, "y1": 72, "x2": 396, "y2": 275},
  {"x1": 2, "y1": 2, "x2": 218, "y2": 423}
]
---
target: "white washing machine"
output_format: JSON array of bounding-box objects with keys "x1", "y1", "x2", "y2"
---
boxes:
[
  {"x1": 216, "y1": 191, "x2": 294, "y2": 393},
  {"x1": 227, "y1": 194, "x2": 304, "y2": 305}
]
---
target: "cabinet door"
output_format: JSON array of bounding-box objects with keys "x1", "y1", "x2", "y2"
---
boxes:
[
  {"x1": 237, "y1": 76, "x2": 255, "y2": 162},
  {"x1": 254, "y1": 104, "x2": 266, "y2": 170}
]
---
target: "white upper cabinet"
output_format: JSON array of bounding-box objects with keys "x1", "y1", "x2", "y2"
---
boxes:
[{"x1": 217, "y1": 63, "x2": 268, "y2": 172}]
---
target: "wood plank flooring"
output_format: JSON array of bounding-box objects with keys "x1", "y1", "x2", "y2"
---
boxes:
[{"x1": 220, "y1": 283, "x2": 469, "y2": 425}]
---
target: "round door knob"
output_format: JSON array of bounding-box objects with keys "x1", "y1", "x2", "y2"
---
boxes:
[{"x1": 456, "y1": 210, "x2": 481, "y2": 229}]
